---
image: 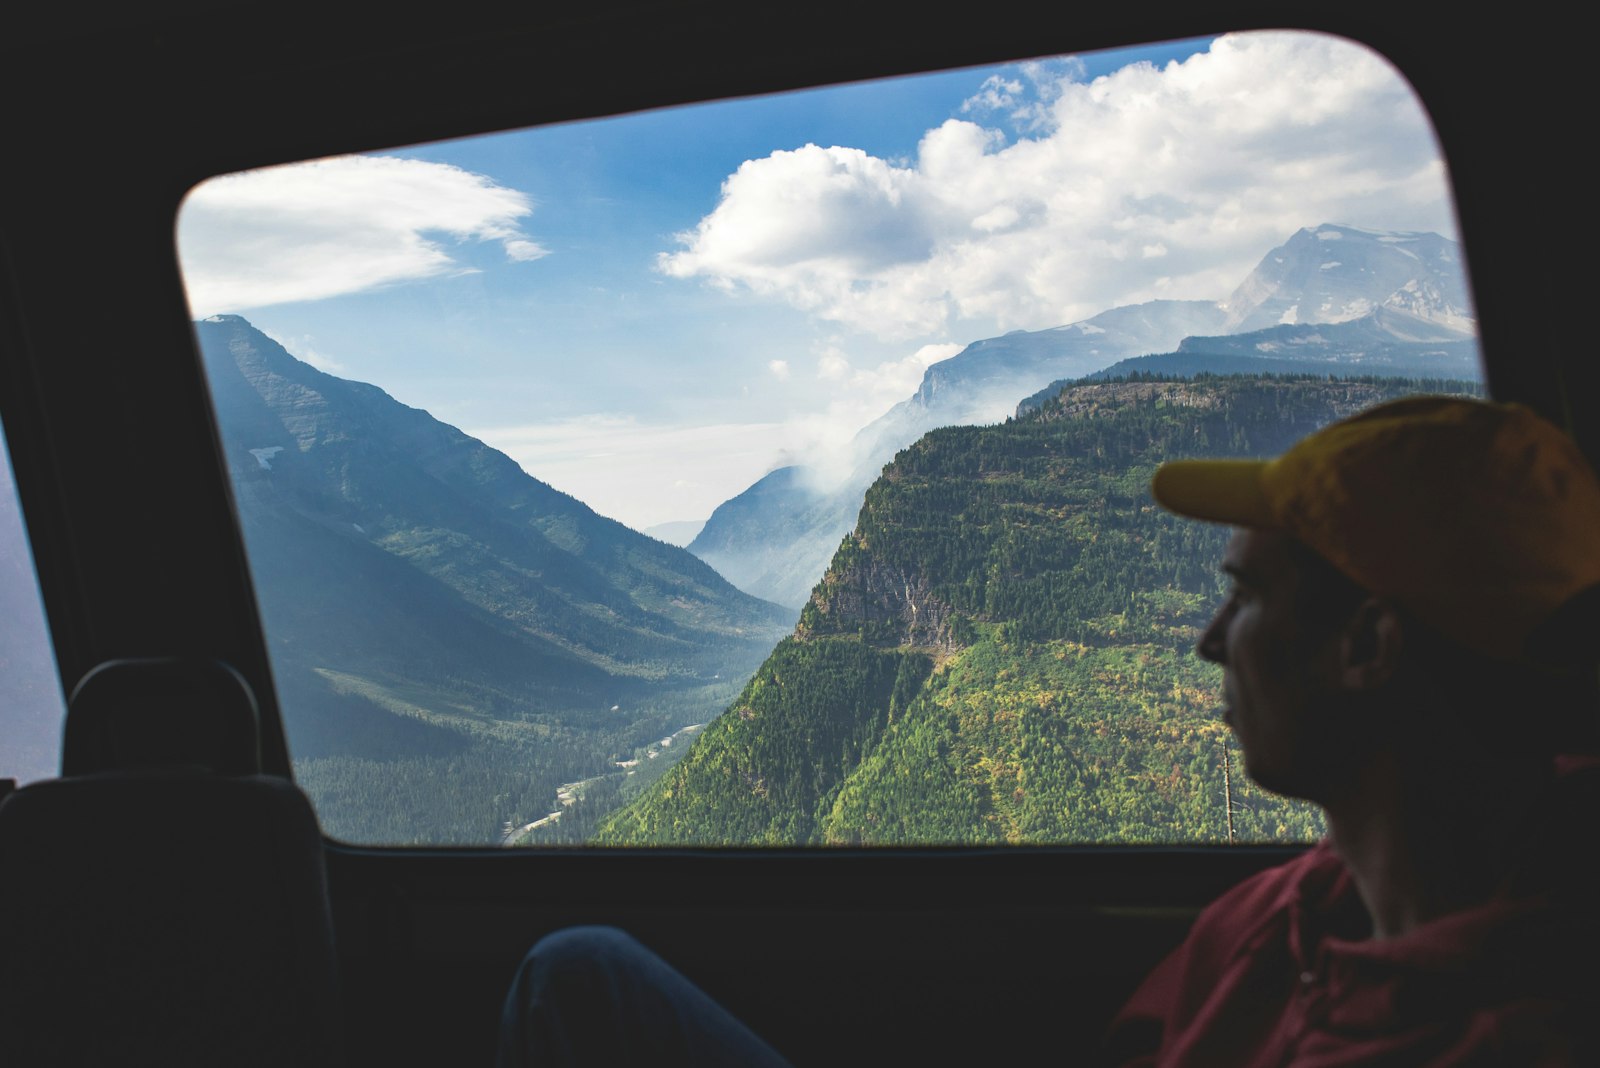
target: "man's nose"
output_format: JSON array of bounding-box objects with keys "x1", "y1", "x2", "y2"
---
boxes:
[{"x1": 1197, "y1": 606, "x2": 1229, "y2": 664}]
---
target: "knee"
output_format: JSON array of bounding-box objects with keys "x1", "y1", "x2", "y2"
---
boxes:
[
  {"x1": 500, "y1": 926, "x2": 647, "y2": 1067},
  {"x1": 532, "y1": 925, "x2": 639, "y2": 969},
  {"x1": 512, "y1": 925, "x2": 646, "y2": 998}
]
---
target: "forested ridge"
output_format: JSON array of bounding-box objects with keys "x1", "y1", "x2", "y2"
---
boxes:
[{"x1": 602, "y1": 374, "x2": 1481, "y2": 845}]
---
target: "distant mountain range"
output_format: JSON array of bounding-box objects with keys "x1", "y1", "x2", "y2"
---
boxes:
[
  {"x1": 642, "y1": 519, "x2": 706, "y2": 547},
  {"x1": 194, "y1": 316, "x2": 791, "y2": 843},
  {"x1": 688, "y1": 225, "x2": 1479, "y2": 610}
]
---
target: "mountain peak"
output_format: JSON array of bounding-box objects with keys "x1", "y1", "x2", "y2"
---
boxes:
[{"x1": 1221, "y1": 224, "x2": 1473, "y2": 335}]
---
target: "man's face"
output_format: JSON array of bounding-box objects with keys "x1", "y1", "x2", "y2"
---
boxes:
[{"x1": 1197, "y1": 528, "x2": 1363, "y2": 801}]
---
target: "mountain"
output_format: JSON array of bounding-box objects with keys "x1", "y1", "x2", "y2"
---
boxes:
[
  {"x1": 602, "y1": 374, "x2": 1481, "y2": 846},
  {"x1": 1018, "y1": 309, "x2": 1480, "y2": 412},
  {"x1": 194, "y1": 315, "x2": 791, "y2": 843},
  {"x1": 1219, "y1": 225, "x2": 1474, "y2": 334},
  {"x1": 882, "y1": 300, "x2": 1231, "y2": 427},
  {"x1": 642, "y1": 520, "x2": 706, "y2": 547},
  {"x1": 685, "y1": 466, "x2": 849, "y2": 619},
  {"x1": 688, "y1": 225, "x2": 1478, "y2": 610}
]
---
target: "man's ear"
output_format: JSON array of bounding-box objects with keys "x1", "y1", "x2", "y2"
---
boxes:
[{"x1": 1339, "y1": 597, "x2": 1404, "y2": 690}]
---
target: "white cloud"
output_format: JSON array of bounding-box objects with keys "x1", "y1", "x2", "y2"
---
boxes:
[
  {"x1": 258, "y1": 329, "x2": 344, "y2": 374},
  {"x1": 767, "y1": 359, "x2": 791, "y2": 379},
  {"x1": 841, "y1": 342, "x2": 962, "y2": 399},
  {"x1": 966, "y1": 59, "x2": 1086, "y2": 129},
  {"x1": 811, "y1": 340, "x2": 956, "y2": 399},
  {"x1": 962, "y1": 75, "x2": 1024, "y2": 115},
  {"x1": 657, "y1": 31, "x2": 1450, "y2": 341},
  {"x1": 775, "y1": 340, "x2": 967, "y2": 489},
  {"x1": 503, "y1": 239, "x2": 551, "y2": 263},
  {"x1": 472, "y1": 415, "x2": 787, "y2": 530},
  {"x1": 816, "y1": 346, "x2": 852, "y2": 381},
  {"x1": 473, "y1": 339, "x2": 966, "y2": 528},
  {"x1": 178, "y1": 155, "x2": 546, "y2": 316}
]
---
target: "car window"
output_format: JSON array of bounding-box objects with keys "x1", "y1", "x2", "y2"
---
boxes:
[
  {"x1": 176, "y1": 29, "x2": 1478, "y2": 846},
  {"x1": 0, "y1": 418, "x2": 67, "y2": 786}
]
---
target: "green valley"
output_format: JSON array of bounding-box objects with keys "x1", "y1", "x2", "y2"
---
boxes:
[{"x1": 195, "y1": 316, "x2": 793, "y2": 844}]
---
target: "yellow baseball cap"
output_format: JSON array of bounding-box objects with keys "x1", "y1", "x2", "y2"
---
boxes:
[{"x1": 1151, "y1": 396, "x2": 1600, "y2": 663}]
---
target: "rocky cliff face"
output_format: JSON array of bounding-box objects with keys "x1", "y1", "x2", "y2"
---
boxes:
[{"x1": 798, "y1": 543, "x2": 957, "y2": 651}]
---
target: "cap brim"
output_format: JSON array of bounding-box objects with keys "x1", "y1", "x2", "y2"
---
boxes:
[{"x1": 1150, "y1": 460, "x2": 1277, "y2": 528}]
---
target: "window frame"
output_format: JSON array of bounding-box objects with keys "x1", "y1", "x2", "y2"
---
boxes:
[
  {"x1": 0, "y1": 2, "x2": 1586, "y2": 841},
  {"x1": 3, "y1": 6, "x2": 1588, "y2": 1062}
]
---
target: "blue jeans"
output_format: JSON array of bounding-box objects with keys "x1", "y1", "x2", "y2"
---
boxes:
[{"x1": 496, "y1": 926, "x2": 795, "y2": 1067}]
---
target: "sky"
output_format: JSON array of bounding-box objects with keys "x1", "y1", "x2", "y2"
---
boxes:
[{"x1": 175, "y1": 30, "x2": 1458, "y2": 532}]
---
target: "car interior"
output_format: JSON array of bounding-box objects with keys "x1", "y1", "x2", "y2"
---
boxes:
[{"x1": 0, "y1": 2, "x2": 1589, "y2": 1064}]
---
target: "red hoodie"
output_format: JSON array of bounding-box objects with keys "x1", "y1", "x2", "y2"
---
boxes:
[{"x1": 1103, "y1": 763, "x2": 1600, "y2": 1066}]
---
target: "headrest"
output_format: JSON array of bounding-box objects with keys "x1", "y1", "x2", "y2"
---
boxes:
[{"x1": 64, "y1": 658, "x2": 262, "y2": 776}]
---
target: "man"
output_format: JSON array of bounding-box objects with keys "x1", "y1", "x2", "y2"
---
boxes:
[
  {"x1": 1106, "y1": 395, "x2": 1600, "y2": 1064},
  {"x1": 499, "y1": 395, "x2": 1600, "y2": 1066}
]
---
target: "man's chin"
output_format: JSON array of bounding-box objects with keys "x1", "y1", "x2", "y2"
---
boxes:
[{"x1": 1238, "y1": 757, "x2": 1322, "y2": 804}]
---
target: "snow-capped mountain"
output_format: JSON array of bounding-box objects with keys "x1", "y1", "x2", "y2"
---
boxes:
[{"x1": 691, "y1": 225, "x2": 1480, "y2": 609}]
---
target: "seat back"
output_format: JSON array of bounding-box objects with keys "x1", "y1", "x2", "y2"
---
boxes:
[{"x1": 0, "y1": 659, "x2": 342, "y2": 1066}]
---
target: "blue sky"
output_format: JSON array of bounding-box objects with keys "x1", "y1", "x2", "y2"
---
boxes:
[{"x1": 176, "y1": 31, "x2": 1457, "y2": 530}]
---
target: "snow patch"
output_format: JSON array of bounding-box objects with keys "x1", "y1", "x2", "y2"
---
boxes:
[
  {"x1": 1315, "y1": 230, "x2": 1344, "y2": 241},
  {"x1": 1320, "y1": 262, "x2": 1342, "y2": 271},
  {"x1": 1277, "y1": 304, "x2": 1300, "y2": 325}
]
